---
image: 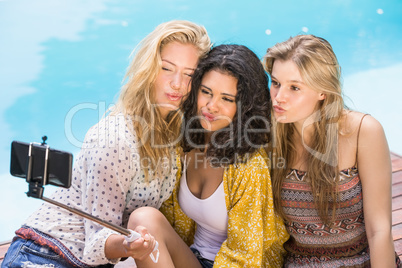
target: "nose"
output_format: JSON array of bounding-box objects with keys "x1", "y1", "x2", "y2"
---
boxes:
[
  {"x1": 273, "y1": 87, "x2": 286, "y2": 104},
  {"x1": 206, "y1": 97, "x2": 219, "y2": 113},
  {"x1": 170, "y1": 72, "x2": 183, "y2": 91}
]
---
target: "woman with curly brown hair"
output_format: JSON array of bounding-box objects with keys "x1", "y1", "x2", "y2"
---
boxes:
[{"x1": 128, "y1": 44, "x2": 289, "y2": 268}]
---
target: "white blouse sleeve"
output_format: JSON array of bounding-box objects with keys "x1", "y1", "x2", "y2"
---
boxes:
[{"x1": 77, "y1": 115, "x2": 139, "y2": 264}]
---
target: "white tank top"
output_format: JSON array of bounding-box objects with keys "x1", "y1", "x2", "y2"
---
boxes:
[{"x1": 178, "y1": 162, "x2": 228, "y2": 261}]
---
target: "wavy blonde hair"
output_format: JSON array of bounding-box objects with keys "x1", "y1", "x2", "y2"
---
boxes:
[
  {"x1": 113, "y1": 20, "x2": 211, "y2": 179},
  {"x1": 263, "y1": 34, "x2": 344, "y2": 224}
]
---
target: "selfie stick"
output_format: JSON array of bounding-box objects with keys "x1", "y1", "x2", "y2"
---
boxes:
[{"x1": 24, "y1": 138, "x2": 159, "y2": 263}]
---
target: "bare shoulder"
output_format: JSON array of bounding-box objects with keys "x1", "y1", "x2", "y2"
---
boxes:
[
  {"x1": 342, "y1": 111, "x2": 384, "y2": 137},
  {"x1": 346, "y1": 111, "x2": 389, "y2": 161}
]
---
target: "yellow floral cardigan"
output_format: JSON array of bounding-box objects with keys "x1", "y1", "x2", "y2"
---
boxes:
[{"x1": 159, "y1": 148, "x2": 289, "y2": 267}]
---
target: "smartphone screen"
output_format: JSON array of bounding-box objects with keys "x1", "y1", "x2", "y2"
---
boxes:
[{"x1": 10, "y1": 141, "x2": 72, "y2": 188}]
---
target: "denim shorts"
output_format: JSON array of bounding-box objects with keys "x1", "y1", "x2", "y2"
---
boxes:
[
  {"x1": 190, "y1": 247, "x2": 214, "y2": 268},
  {"x1": 1, "y1": 237, "x2": 73, "y2": 268},
  {"x1": 1, "y1": 238, "x2": 114, "y2": 268}
]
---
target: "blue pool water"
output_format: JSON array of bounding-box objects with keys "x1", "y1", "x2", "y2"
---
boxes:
[{"x1": 1, "y1": 0, "x2": 401, "y2": 241}]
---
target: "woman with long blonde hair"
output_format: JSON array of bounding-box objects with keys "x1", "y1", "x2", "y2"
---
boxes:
[
  {"x1": 2, "y1": 20, "x2": 211, "y2": 268},
  {"x1": 113, "y1": 20, "x2": 211, "y2": 178},
  {"x1": 264, "y1": 34, "x2": 400, "y2": 267}
]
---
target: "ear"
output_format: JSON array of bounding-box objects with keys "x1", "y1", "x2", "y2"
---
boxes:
[{"x1": 318, "y1": 93, "x2": 326, "y2": 100}]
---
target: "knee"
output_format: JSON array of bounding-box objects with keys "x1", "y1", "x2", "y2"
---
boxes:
[{"x1": 128, "y1": 207, "x2": 167, "y2": 231}]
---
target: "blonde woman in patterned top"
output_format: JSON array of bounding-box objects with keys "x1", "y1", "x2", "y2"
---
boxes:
[
  {"x1": 263, "y1": 34, "x2": 400, "y2": 267},
  {"x1": 2, "y1": 20, "x2": 211, "y2": 268},
  {"x1": 127, "y1": 44, "x2": 289, "y2": 268}
]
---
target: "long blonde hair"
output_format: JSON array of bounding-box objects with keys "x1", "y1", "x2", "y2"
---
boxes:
[
  {"x1": 263, "y1": 35, "x2": 344, "y2": 224},
  {"x1": 113, "y1": 20, "x2": 211, "y2": 179}
]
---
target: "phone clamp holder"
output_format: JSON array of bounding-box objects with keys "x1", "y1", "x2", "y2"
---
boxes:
[{"x1": 25, "y1": 142, "x2": 49, "y2": 199}]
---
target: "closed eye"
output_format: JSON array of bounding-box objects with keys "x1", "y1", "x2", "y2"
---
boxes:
[
  {"x1": 200, "y1": 88, "x2": 212, "y2": 95},
  {"x1": 223, "y1": 97, "x2": 235, "y2": 103}
]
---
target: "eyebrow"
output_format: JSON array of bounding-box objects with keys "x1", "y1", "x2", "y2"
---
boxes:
[
  {"x1": 271, "y1": 75, "x2": 304, "y2": 84},
  {"x1": 201, "y1": 85, "x2": 236, "y2": 97},
  {"x1": 289, "y1": 79, "x2": 304, "y2": 84},
  {"x1": 162, "y1": 59, "x2": 196, "y2": 71}
]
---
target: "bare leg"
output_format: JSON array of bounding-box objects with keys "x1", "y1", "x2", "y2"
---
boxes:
[{"x1": 127, "y1": 207, "x2": 202, "y2": 268}]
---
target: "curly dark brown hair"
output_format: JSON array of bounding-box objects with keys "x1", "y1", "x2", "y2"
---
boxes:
[{"x1": 181, "y1": 44, "x2": 271, "y2": 165}]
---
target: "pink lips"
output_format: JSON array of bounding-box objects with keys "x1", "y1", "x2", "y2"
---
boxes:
[
  {"x1": 273, "y1": 105, "x2": 285, "y2": 113},
  {"x1": 202, "y1": 111, "x2": 215, "y2": 121},
  {"x1": 166, "y1": 93, "x2": 182, "y2": 102}
]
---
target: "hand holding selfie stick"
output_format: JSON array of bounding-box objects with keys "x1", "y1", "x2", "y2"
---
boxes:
[
  {"x1": 40, "y1": 196, "x2": 159, "y2": 263},
  {"x1": 13, "y1": 137, "x2": 159, "y2": 263}
]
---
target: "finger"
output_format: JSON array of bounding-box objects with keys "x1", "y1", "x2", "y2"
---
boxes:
[
  {"x1": 149, "y1": 240, "x2": 157, "y2": 252},
  {"x1": 127, "y1": 240, "x2": 153, "y2": 260},
  {"x1": 142, "y1": 240, "x2": 149, "y2": 251},
  {"x1": 125, "y1": 237, "x2": 145, "y2": 252},
  {"x1": 143, "y1": 234, "x2": 151, "y2": 243},
  {"x1": 135, "y1": 226, "x2": 149, "y2": 237},
  {"x1": 142, "y1": 237, "x2": 154, "y2": 250},
  {"x1": 150, "y1": 237, "x2": 157, "y2": 251},
  {"x1": 144, "y1": 234, "x2": 157, "y2": 250}
]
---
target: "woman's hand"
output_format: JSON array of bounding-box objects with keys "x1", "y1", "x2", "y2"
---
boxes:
[{"x1": 123, "y1": 226, "x2": 157, "y2": 261}]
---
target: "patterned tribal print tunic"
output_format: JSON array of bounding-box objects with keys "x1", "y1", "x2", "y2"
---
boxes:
[{"x1": 281, "y1": 166, "x2": 371, "y2": 267}]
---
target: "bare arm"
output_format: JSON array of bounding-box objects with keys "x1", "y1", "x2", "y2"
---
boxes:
[{"x1": 358, "y1": 115, "x2": 396, "y2": 267}]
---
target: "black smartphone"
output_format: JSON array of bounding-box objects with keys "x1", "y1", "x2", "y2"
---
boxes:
[{"x1": 10, "y1": 141, "x2": 73, "y2": 188}]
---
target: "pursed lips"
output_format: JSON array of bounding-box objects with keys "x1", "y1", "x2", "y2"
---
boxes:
[
  {"x1": 201, "y1": 110, "x2": 215, "y2": 121},
  {"x1": 273, "y1": 105, "x2": 286, "y2": 113},
  {"x1": 166, "y1": 93, "x2": 182, "y2": 101}
]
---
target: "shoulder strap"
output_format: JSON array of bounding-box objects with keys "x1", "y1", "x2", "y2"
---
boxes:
[{"x1": 355, "y1": 114, "x2": 369, "y2": 167}]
